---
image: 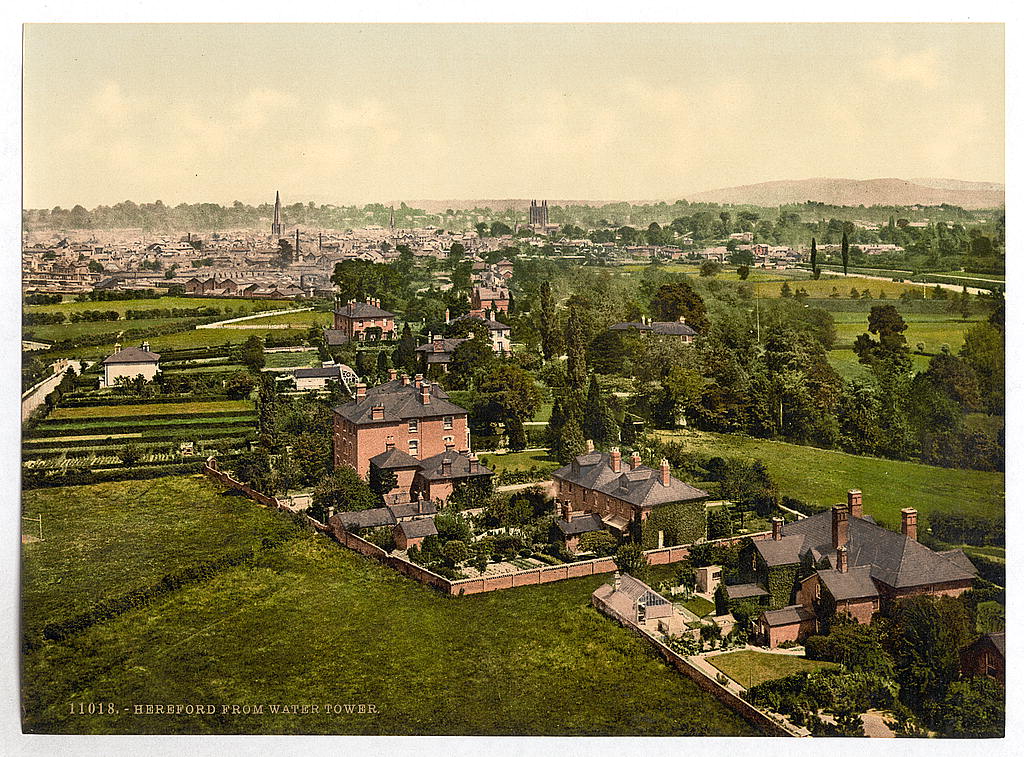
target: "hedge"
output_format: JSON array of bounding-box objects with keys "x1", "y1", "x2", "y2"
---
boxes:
[
  {"x1": 22, "y1": 461, "x2": 207, "y2": 489},
  {"x1": 59, "y1": 393, "x2": 230, "y2": 407}
]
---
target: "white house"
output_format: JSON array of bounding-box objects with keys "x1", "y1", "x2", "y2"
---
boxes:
[{"x1": 102, "y1": 343, "x2": 160, "y2": 387}]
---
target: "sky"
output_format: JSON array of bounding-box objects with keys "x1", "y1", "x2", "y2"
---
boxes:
[{"x1": 22, "y1": 23, "x2": 1004, "y2": 209}]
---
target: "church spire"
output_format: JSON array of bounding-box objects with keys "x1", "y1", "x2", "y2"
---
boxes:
[{"x1": 271, "y1": 191, "x2": 283, "y2": 236}]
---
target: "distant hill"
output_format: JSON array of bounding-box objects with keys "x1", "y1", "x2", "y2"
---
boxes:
[
  {"x1": 391, "y1": 198, "x2": 622, "y2": 213},
  {"x1": 684, "y1": 177, "x2": 1004, "y2": 210}
]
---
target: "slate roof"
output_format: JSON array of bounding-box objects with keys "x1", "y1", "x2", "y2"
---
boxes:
[
  {"x1": 415, "y1": 337, "x2": 468, "y2": 361},
  {"x1": 103, "y1": 346, "x2": 161, "y2": 364},
  {"x1": 323, "y1": 329, "x2": 349, "y2": 346},
  {"x1": 817, "y1": 565, "x2": 880, "y2": 600},
  {"x1": 453, "y1": 314, "x2": 509, "y2": 331},
  {"x1": 762, "y1": 604, "x2": 816, "y2": 627},
  {"x1": 333, "y1": 378, "x2": 467, "y2": 425},
  {"x1": 294, "y1": 366, "x2": 342, "y2": 379},
  {"x1": 552, "y1": 451, "x2": 708, "y2": 510},
  {"x1": 397, "y1": 518, "x2": 438, "y2": 539},
  {"x1": 387, "y1": 501, "x2": 437, "y2": 520},
  {"x1": 335, "y1": 301, "x2": 394, "y2": 319},
  {"x1": 369, "y1": 447, "x2": 421, "y2": 470},
  {"x1": 984, "y1": 632, "x2": 1006, "y2": 658},
  {"x1": 781, "y1": 510, "x2": 977, "y2": 590},
  {"x1": 329, "y1": 507, "x2": 396, "y2": 530},
  {"x1": 724, "y1": 583, "x2": 769, "y2": 600},
  {"x1": 415, "y1": 449, "x2": 493, "y2": 481},
  {"x1": 554, "y1": 513, "x2": 605, "y2": 536},
  {"x1": 755, "y1": 534, "x2": 806, "y2": 567}
]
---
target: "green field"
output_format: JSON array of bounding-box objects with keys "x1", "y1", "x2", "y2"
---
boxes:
[
  {"x1": 827, "y1": 348, "x2": 931, "y2": 381},
  {"x1": 480, "y1": 450, "x2": 558, "y2": 473},
  {"x1": 25, "y1": 296, "x2": 293, "y2": 316},
  {"x1": 832, "y1": 313, "x2": 983, "y2": 353},
  {"x1": 262, "y1": 350, "x2": 322, "y2": 369},
  {"x1": 21, "y1": 476, "x2": 300, "y2": 643},
  {"x1": 24, "y1": 317, "x2": 201, "y2": 342},
  {"x1": 708, "y1": 651, "x2": 839, "y2": 689},
  {"x1": 21, "y1": 476, "x2": 757, "y2": 736},
  {"x1": 657, "y1": 430, "x2": 1003, "y2": 525},
  {"x1": 753, "y1": 275, "x2": 929, "y2": 300},
  {"x1": 48, "y1": 399, "x2": 252, "y2": 420},
  {"x1": 50, "y1": 327, "x2": 312, "y2": 361},
  {"x1": 681, "y1": 596, "x2": 716, "y2": 618},
  {"x1": 231, "y1": 310, "x2": 331, "y2": 327}
]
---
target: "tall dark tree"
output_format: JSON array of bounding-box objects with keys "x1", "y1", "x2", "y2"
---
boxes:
[
  {"x1": 650, "y1": 281, "x2": 708, "y2": 332},
  {"x1": 841, "y1": 231, "x2": 850, "y2": 276},
  {"x1": 810, "y1": 237, "x2": 819, "y2": 279},
  {"x1": 582, "y1": 375, "x2": 619, "y2": 446},
  {"x1": 256, "y1": 373, "x2": 278, "y2": 449},
  {"x1": 538, "y1": 280, "x2": 560, "y2": 360},
  {"x1": 394, "y1": 322, "x2": 417, "y2": 372},
  {"x1": 564, "y1": 303, "x2": 588, "y2": 412}
]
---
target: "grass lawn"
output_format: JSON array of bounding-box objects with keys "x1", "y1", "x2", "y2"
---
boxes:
[
  {"x1": 708, "y1": 651, "x2": 839, "y2": 689},
  {"x1": 24, "y1": 317, "x2": 200, "y2": 342},
  {"x1": 48, "y1": 400, "x2": 252, "y2": 420},
  {"x1": 480, "y1": 449, "x2": 558, "y2": 473},
  {"x1": 827, "y1": 348, "x2": 930, "y2": 381},
  {"x1": 681, "y1": 596, "x2": 716, "y2": 618},
  {"x1": 262, "y1": 350, "x2": 322, "y2": 369},
  {"x1": 20, "y1": 475, "x2": 301, "y2": 643},
  {"x1": 21, "y1": 482, "x2": 758, "y2": 737},
  {"x1": 229, "y1": 310, "x2": 331, "y2": 327},
  {"x1": 753, "y1": 276, "x2": 929, "y2": 300},
  {"x1": 50, "y1": 327, "x2": 312, "y2": 361},
  {"x1": 656, "y1": 429, "x2": 1003, "y2": 525},
  {"x1": 833, "y1": 315, "x2": 982, "y2": 353}
]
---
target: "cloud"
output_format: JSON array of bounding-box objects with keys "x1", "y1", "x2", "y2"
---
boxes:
[{"x1": 869, "y1": 49, "x2": 942, "y2": 90}]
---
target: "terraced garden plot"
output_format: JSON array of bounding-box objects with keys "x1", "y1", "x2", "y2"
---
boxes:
[
  {"x1": 24, "y1": 296, "x2": 292, "y2": 316},
  {"x1": 708, "y1": 651, "x2": 839, "y2": 689},
  {"x1": 23, "y1": 317, "x2": 201, "y2": 342},
  {"x1": 48, "y1": 327, "x2": 312, "y2": 361},
  {"x1": 229, "y1": 310, "x2": 331, "y2": 327},
  {"x1": 48, "y1": 399, "x2": 253, "y2": 420}
]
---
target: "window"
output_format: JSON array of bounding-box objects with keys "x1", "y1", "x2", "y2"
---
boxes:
[
  {"x1": 443, "y1": 415, "x2": 453, "y2": 430},
  {"x1": 408, "y1": 419, "x2": 418, "y2": 433},
  {"x1": 443, "y1": 435, "x2": 454, "y2": 445},
  {"x1": 409, "y1": 439, "x2": 419, "y2": 457}
]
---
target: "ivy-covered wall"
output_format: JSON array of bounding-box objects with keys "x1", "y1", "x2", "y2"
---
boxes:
[
  {"x1": 640, "y1": 499, "x2": 707, "y2": 549},
  {"x1": 766, "y1": 564, "x2": 799, "y2": 610}
]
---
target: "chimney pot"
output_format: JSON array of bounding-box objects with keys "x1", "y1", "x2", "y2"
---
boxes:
[
  {"x1": 414, "y1": 373, "x2": 424, "y2": 388},
  {"x1": 629, "y1": 451, "x2": 642, "y2": 471},
  {"x1": 660, "y1": 458, "x2": 670, "y2": 487},
  {"x1": 609, "y1": 447, "x2": 622, "y2": 473},
  {"x1": 561, "y1": 500, "x2": 573, "y2": 522},
  {"x1": 837, "y1": 545, "x2": 849, "y2": 573},
  {"x1": 388, "y1": 368, "x2": 398, "y2": 381},
  {"x1": 385, "y1": 436, "x2": 395, "y2": 451},
  {"x1": 847, "y1": 489, "x2": 863, "y2": 518},
  {"x1": 420, "y1": 383, "x2": 430, "y2": 404},
  {"x1": 586, "y1": 439, "x2": 595, "y2": 453},
  {"x1": 772, "y1": 517, "x2": 783, "y2": 541},
  {"x1": 355, "y1": 383, "x2": 366, "y2": 400},
  {"x1": 901, "y1": 508, "x2": 918, "y2": 541}
]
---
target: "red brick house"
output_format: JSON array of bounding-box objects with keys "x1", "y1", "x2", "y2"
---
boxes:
[
  {"x1": 334, "y1": 373, "x2": 471, "y2": 478},
  {"x1": 740, "y1": 490, "x2": 977, "y2": 647},
  {"x1": 469, "y1": 285, "x2": 509, "y2": 317},
  {"x1": 552, "y1": 445, "x2": 708, "y2": 549},
  {"x1": 609, "y1": 317, "x2": 697, "y2": 343},
  {"x1": 394, "y1": 518, "x2": 438, "y2": 551},
  {"x1": 328, "y1": 296, "x2": 397, "y2": 343}
]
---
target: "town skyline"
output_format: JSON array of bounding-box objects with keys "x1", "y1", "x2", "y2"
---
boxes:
[{"x1": 24, "y1": 24, "x2": 1004, "y2": 209}]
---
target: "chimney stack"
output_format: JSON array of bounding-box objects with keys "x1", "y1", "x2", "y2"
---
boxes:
[
  {"x1": 420, "y1": 382, "x2": 430, "y2": 405},
  {"x1": 401, "y1": 373, "x2": 410, "y2": 386},
  {"x1": 772, "y1": 517, "x2": 783, "y2": 541},
  {"x1": 416, "y1": 493, "x2": 425, "y2": 514},
  {"x1": 141, "y1": 341, "x2": 150, "y2": 352},
  {"x1": 444, "y1": 308, "x2": 451, "y2": 323},
  {"x1": 561, "y1": 500, "x2": 573, "y2": 522},
  {"x1": 441, "y1": 457, "x2": 452, "y2": 477},
  {"x1": 355, "y1": 383, "x2": 366, "y2": 400},
  {"x1": 847, "y1": 489, "x2": 863, "y2": 519},
  {"x1": 385, "y1": 435, "x2": 395, "y2": 451},
  {"x1": 609, "y1": 447, "x2": 622, "y2": 473},
  {"x1": 468, "y1": 453, "x2": 479, "y2": 474},
  {"x1": 414, "y1": 373, "x2": 424, "y2": 389},
  {"x1": 370, "y1": 402, "x2": 384, "y2": 421},
  {"x1": 660, "y1": 458, "x2": 670, "y2": 487},
  {"x1": 901, "y1": 508, "x2": 918, "y2": 541},
  {"x1": 831, "y1": 504, "x2": 849, "y2": 550},
  {"x1": 613, "y1": 571, "x2": 621, "y2": 591},
  {"x1": 388, "y1": 368, "x2": 398, "y2": 381},
  {"x1": 629, "y1": 451, "x2": 642, "y2": 471},
  {"x1": 837, "y1": 544, "x2": 849, "y2": 573},
  {"x1": 585, "y1": 439, "x2": 595, "y2": 453}
]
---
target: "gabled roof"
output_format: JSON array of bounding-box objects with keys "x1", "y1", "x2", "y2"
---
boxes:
[
  {"x1": 762, "y1": 604, "x2": 815, "y2": 627},
  {"x1": 370, "y1": 447, "x2": 421, "y2": 470},
  {"x1": 103, "y1": 346, "x2": 161, "y2": 364},
  {"x1": 415, "y1": 449, "x2": 493, "y2": 481},
  {"x1": 782, "y1": 510, "x2": 977, "y2": 590},
  {"x1": 817, "y1": 565, "x2": 879, "y2": 601},
  {"x1": 323, "y1": 329, "x2": 349, "y2": 346},
  {"x1": 616, "y1": 574, "x2": 671, "y2": 606},
  {"x1": 329, "y1": 507, "x2": 396, "y2": 530},
  {"x1": 554, "y1": 513, "x2": 605, "y2": 536},
  {"x1": 294, "y1": 366, "x2": 342, "y2": 379},
  {"x1": 724, "y1": 583, "x2": 769, "y2": 600},
  {"x1": 552, "y1": 451, "x2": 708, "y2": 510},
  {"x1": 335, "y1": 301, "x2": 394, "y2": 319},
  {"x1": 333, "y1": 378, "x2": 467, "y2": 425},
  {"x1": 650, "y1": 321, "x2": 697, "y2": 336},
  {"x1": 755, "y1": 534, "x2": 805, "y2": 567},
  {"x1": 397, "y1": 518, "x2": 438, "y2": 539}
]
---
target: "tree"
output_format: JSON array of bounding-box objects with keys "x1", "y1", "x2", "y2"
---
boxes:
[
  {"x1": 447, "y1": 336, "x2": 495, "y2": 389},
  {"x1": 810, "y1": 237, "x2": 819, "y2": 279},
  {"x1": 313, "y1": 466, "x2": 378, "y2": 515},
  {"x1": 780, "y1": 282, "x2": 792, "y2": 298},
  {"x1": 538, "y1": 280, "x2": 561, "y2": 360},
  {"x1": 442, "y1": 540, "x2": 470, "y2": 566},
  {"x1": 699, "y1": 260, "x2": 722, "y2": 277},
  {"x1": 852, "y1": 305, "x2": 910, "y2": 370},
  {"x1": 841, "y1": 232, "x2": 850, "y2": 276},
  {"x1": 237, "y1": 335, "x2": 266, "y2": 372},
  {"x1": 555, "y1": 415, "x2": 586, "y2": 464},
  {"x1": 476, "y1": 363, "x2": 542, "y2": 448},
  {"x1": 368, "y1": 462, "x2": 398, "y2": 501},
  {"x1": 582, "y1": 375, "x2": 620, "y2": 445},
  {"x1": 564, "y1": 303, "x2": 588, "y2": 410},
  {"x1": 331, "y1": 259, "x2": 402, "y2": 307},
  {"x1": 938, "y1": 677, "x2": 1005, "y2": 738},
  {"x1": 728, "y1": 249, "x2": 755, "y2": 266},
  {"x1": 614, "y1": 542, "x2": 650, "y2": 582},
  {"x1": 651, "y1": 281, "x2": 708, "y2": 332},
  {"x1": 225, "y1": 371, "x2": 257, "y2": 400},
  {"x1": 118, "y1": 443, "x2": 143, "y2": 467},
  {"x1": 706, "y1": 508, "x2": 732, "y2": 539},
  {"x1": 447, "y1": 241, "x2": 466, "y2": 269},
  {"x1": 291, "y1": 431, "x2": 332, "y2": 487},
  {"x1": 256, "y1": 373, "x2": 278, "y2": 446},
  {"x1": 233, "y1": 449, "x2": 274, "y2": 493},
  {"x1": 394, "y1": 322, "x2": 417, "y2": 372},
  {"x1": 578, "y1": 530, "x2": 617, "y2": 556}
]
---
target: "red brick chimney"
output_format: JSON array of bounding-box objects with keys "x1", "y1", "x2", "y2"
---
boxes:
[
  {"x1": 414, "y1": 373, "x2": 424, "y2": 389},
  {"x1": 660, "y1": 458, "x2": 670, "y2": 487},
  {"x1": 420, "y1": 383, "x2": 430, "y2": 405},
  {"x1": 831, "y1": 504, "x2": 849, "y2": 550},
  {"x1": 388, "y1": 368, "x2": 398, "y2": 381},
  {"x1": 401, "y1": 373, "x2": 410, "y2": 386},
  {"x1": 901, "y1": 508, "x2": 918, "y2": 541},
  {"x1": 609, "y1": 447, "x2": 622, "y2": 473},
  {"x1": 837, "y1": 544, "x2": 849, "y2": 573},
  {"x1": 415, "y1": 493, "x2": 425, "y2": 514},
  {"x1": 385, "y1": 435, "x2": 395, "y2": 451},
  {"x1": 847, "y1": 489, "x2": 863, "y2": 518},
  {"x1": 370, "y1": 402, "x2": 384, "y2": 421},
  {"x1": 629, "y1": 451, "x2": 642, "y2": 471},
  {"x1": 772, "y1": 517, "x2": 783, "y2": 541},
  {"x1": 441, "y1": 457, "x2": 452, "y2": 477},
  {"x1": 355, "y1": 383, "x2": 366, "y2": 400},
  {"x1": 468, "y1": 453, "x2": 479, "y2": 474}
]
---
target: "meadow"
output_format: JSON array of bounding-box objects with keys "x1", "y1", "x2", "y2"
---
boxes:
[
  {"x1": 656, "y1": 429, "x2": 1003, "y2": 526},
  {"x1": 21, "y1": 476, "x2": 757, "y2": 736},
  {"x1": 25, "y1": 296, "x2": 292, "y2": 316}
]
